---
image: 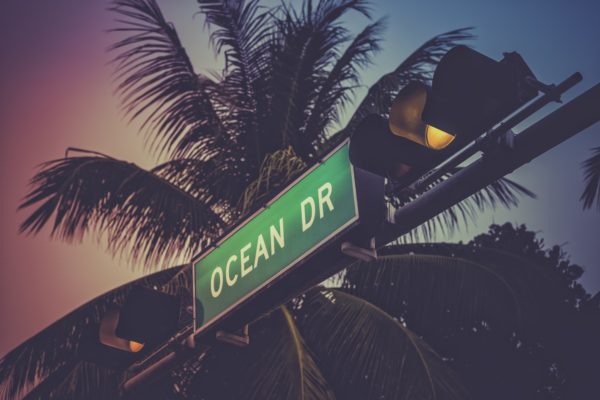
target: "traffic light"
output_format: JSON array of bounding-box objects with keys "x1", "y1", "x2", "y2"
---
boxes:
[
  {"x1": 99, "y1": 286, "x2": 180, "y2": 352},
  {"x1": 99, "y1": 308, "x2": 146, "y2": 353},
  {"x1": 350, "y1": 45, "x2": 539, "y2": 180}
]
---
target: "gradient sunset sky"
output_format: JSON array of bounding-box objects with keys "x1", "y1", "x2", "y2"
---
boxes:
[{"x1": 1, "y1": 0, "x2": 599, "y2": 357}]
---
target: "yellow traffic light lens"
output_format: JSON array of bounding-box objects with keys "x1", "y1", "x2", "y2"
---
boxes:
[
  {"x1": 128, "y1": 341, "x2": 145, "y2": 352},
  {"x1": 389, "y1": 83, "x2": 456, "y2": 151},
  {"x1": 425, "y1": 125, "x2": 455, "y2": 149}
]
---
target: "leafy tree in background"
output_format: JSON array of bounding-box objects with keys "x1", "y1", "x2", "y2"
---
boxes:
[
  {"x1": 188, "y1": 223, "x2": 598, "y2": 400},
  {"x1": 463, "y1": 223, "x2": 600, "y2": 399},
  {"x1": 2, "y1": 0, "x2": 559, "y2": 398},
  {"x1": 357, "y1": 223, "x2": 600, "y2": 400},
  {"x1": 4, "y1": 224, "x2": 597, "y2": 399}
]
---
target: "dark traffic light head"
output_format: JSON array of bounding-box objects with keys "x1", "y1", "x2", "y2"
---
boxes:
[
  {"x1": 98, "y1": 285, "x2": 180, "y2": 354},
  {"x1": 350, "y1": 45, "x2": 539, "y2": 179},
  {"x1": 116, "y1": 285, "x2": 180, "y2": 345},
  {"x1": 422, "y1": 45, "x2": 538, "y2": 142},
  {"x1": 349, "y1": 113, "x2": 437, "y2": 179}
]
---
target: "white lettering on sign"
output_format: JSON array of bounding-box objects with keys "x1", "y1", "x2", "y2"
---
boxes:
[
  {"x1": 225, "y1": 255, "x2": 238, "y2": 286},
  {"x1": 318, "y1": 182, "x2": 334, "y2": 218},
  {"x1": 302, "y1": 182, "x2": 334, "y2": 232},
  {"x1": 208, "y1": 181, "x2": 335, "y2": 299},
  {"x1": 210, "y1": 217, "x2": 287, "y2": 298},
  {"x1": 270, "y1": 218, "x2": 285, "y2": 254},
  {"x1": 254, "y1": 234, "x2": 269, "y2": 269},
  {"x1": 240, "y1": 243, "x2": 252, "y2": 277},
  {"x1": 301, "y1": 197, "x2": 315, "y2": 232},
  {"x1": 210, "y1": 267, "x2": 223, "y2": 298}
]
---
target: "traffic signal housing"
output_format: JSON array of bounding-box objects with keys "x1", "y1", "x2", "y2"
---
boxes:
[
  {"x1": 99, "y1": 286, "x2": 180, "y2": 353},
  {"x1": 350, "y1": 45, "x2": 539, "y2": 181}
]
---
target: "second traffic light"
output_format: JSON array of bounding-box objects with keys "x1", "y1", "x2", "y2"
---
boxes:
[{"x1": 350, "y1": 45, "x2": 539, "y2": 181}]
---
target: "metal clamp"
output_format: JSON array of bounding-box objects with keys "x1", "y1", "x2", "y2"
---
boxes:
[{"x1": 216, "y1": 324, "x2": 250, "y2": 347}]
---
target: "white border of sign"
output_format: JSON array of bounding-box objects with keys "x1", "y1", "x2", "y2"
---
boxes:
[{"x1": 192, "y1": 139, "x2": 359, "y2": 335}]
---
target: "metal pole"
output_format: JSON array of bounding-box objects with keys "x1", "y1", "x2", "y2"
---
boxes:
[
  {"x1": 404, "y1": 72, "x2": 583, "y2": 195},
  {"x1": 378, "y1": 82, "x2": 600, "y2": 245}
]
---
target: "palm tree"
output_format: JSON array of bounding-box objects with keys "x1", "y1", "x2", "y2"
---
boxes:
[
  {"x1": 17, "y1": 0, "x2": 531, "y2": 265},
  {"x1": 4, "y1": 0, "x2": 539, "y2": 398}
]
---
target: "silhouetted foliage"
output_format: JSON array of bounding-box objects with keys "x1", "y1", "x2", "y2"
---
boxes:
[
  {"x1": 467, "y1": 223, "x2": 600, "y2": 399},
  {"x1": 18, "y1": 0, "x2": 530, "y2": 266},
  {"x1": 0, "y1": 265, "x2": 185, "y2": 399},
  {"x1": 470, "y1": 223, "x2": 590, "y2": 308},
  {"x1": 5, "y1": 223, "x2": 598, "y2": 399},
  {"x1": 344, "y1": 223, "x2": 600, "y2": 400}
]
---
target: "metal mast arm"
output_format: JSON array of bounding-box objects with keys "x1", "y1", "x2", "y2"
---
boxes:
[{"x1": 379, "y1": 82, "x2": 600, "y2": 245}]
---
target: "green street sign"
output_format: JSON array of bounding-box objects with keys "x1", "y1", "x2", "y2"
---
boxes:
[{"x1": 193, "y1": 143, "x2": 358, "y2": 333}]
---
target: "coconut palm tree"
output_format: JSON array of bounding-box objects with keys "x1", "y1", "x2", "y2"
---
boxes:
[
  {"x1": 4, "y1": 0, "x2": 539, "y2": 398},
  {"x1": 17, "y1": 0, "x2": 531, "y2": 266}
]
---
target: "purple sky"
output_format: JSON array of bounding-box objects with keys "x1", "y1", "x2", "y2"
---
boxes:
[{"x1": 1, "y1": 0, "x2": 599, "y2": 357}]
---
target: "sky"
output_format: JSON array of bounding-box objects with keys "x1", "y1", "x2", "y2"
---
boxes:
[{"x1": 1, "y1": 0, "x2": 599, "y2": 357}]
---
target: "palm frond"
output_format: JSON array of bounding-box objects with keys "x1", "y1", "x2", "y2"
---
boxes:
[
  {"x1": 21, "y1": 362, "x2": 122, "y2": 400},
  {"x1": 303, "y1": 18, "x2": 385, "y2": 153},
  {"x1": 185, "y1": 306, "x2": 334, "y2": 400},
  {"x1": 154, "y1": 157, "x2": 246, "y2": 222},
  {"x1": 297, "y1": 288, "x2": 466, "y2": 400},
  {"x1": 266, "y1": 0, "x2": 373, "y2": 159},
  {"x1": 197, "y1": 0, "x2": 272, "y2": 102},
  {"x1": 0, "y1": 266, "x2": 183, "y2": 400},
  {"x1": 237, "y1": 146, "x2": 307, "y2": 215},
  {"x1": 110, "y1": 0, "x2": 227, "y2": 157},
  {"x1": 313, "y1": 0, "x2": 372, "y2": 23},
  {"x1": 244, "y1": 307, "x2": 335, "y2": 400},
  {"x1": 161, "y1": 263, "x2": 193, "y2": 298},
  {"x1": 18, "y1": 364, "x2": 75, "y2": 400},
  {"x1": 19, "y1": 150, "x2": 224, "y2": 266},
  {"x1": 198, "y1": 0, "x2": 270, "y2": 64},
  {"x1": 342, "y1": 243, "x2": 560, "y2": 337},
  {"x1": 195, "y1": 0, "x2": 274, "y2": 169},
  {"x1": 391, "y1": 169, "x2": 535, "y2": 242},
  {"x1": 580, "y1": 146, "x2": 600, "y2": 210}
]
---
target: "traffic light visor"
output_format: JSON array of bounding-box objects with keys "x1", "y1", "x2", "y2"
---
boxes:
[
  {"x1": 99, "y1": 309, "x2": 145, "y2": 353},
  {"x1": 389, "y1": 82, "x2": 455, "y2": 150}
]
